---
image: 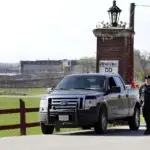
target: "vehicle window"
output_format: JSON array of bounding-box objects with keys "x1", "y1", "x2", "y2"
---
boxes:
[
  {"x1": 114, "y1": 76, "x2": 125, "y2": 92},
  {"x1": 108, "y1": 77, "x2": 116, "y2": 90},
  {"x1": 55, "y1": 75, "x2": 106, "y2": 92}
]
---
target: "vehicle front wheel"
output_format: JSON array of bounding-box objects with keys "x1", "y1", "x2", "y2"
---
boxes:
[
  {"x1": 40, "y1": 123, "x2": 54, "y2": 134},
  {"x1": 128, "y1": 107, "x2": 140, "y2": 130},
  {"x1": 94, "y1": 108, "x2": 108, "y2": 134}
]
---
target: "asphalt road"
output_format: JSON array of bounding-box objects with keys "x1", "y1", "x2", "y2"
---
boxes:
[{"x1": 0, "y1": 125, "x2": 150, "y2": 150}]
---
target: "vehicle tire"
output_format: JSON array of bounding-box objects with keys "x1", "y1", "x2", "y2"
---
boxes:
[
  {"x1": 128, "y1": 107, "x2": 140, "y2": 130},
  {"x1": 40, "y1": 123, "x2": 54, "y2": 134},
  {"x1": 94, "y1": 108, "x2": 108, "y2": 134}
]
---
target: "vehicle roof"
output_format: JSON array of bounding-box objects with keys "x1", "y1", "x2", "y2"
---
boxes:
[{"x1": 65, "y1": 73, "x2": 121, "y2": 78}]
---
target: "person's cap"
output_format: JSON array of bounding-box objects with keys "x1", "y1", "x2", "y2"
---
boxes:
[{"x1": 145, "y1": 75, "x2": 150, "y2": 79}]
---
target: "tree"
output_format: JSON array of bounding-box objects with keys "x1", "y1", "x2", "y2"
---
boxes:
[{"x1": 134, "y1": 49, "x2": 150, "y2": 82}]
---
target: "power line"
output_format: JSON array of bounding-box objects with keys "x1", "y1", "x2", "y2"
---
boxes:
[{"x1": 136, "y1": 4, "x2": 150, "y2": 7}]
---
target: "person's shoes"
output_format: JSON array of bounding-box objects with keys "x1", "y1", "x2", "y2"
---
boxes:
[{"x1": 144, "y1": 129, "x2": 150, "y2": 135}]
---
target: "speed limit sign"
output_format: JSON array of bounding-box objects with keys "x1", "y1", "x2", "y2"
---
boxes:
[{"x1": 99, "y1": 60, "x2": 119, "y2": 74}]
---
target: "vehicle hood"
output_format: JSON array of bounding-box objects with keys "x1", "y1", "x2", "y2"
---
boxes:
[{"x1": 46, "y1": 89, "x2": 104, "y2": 98}]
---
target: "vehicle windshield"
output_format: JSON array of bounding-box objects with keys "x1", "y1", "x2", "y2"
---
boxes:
[{"x1": 55, "y1": 75, "x2": 106, "y2": 92}]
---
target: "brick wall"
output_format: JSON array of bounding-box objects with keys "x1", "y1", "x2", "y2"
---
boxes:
[{"x1": 93, "y1": 28, "x2": 134, "y2": 84}]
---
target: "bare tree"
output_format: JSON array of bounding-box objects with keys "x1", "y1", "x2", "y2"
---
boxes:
[
  {"x1": 134, "y1": 49, "x2": 150, "y2": 81},
  {"x1": 134, "y1": 49, "x2": 144, "y2": 81}
]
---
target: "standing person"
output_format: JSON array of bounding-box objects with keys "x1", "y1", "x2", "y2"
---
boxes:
[{"x1": 139, "y1": 75, "x2": 150, "y2": 135}]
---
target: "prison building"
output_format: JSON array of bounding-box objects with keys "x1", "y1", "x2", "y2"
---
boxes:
[
  {"x1": 19, "y1": 60, "x2": 62, "y2": 74},
  {"x1": 19, "y1": 59, "x2": 78, "y2": 74}
]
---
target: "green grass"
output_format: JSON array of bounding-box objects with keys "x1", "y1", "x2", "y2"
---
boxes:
[
  {"x1": 0, "y1": 88, "x2": 47, "y2": 96},
  {"x1": 0, "y1": 127, "x2": 80, "y2": 137},
  {"x1": 0, "y1": 97, "x2": 40, "y2": 109},
  {"x1": 140, "y1": 115, "x2": 145, "y2": 124},
  {"x1": 25, "y1": 88, "x2": 47, "y2": 96},
  {"x1": 0, "y1": 96, "x2": 41, "y2": 137},
  {"x1": 0, "y1": 96, "x2": 80, "y2": 137}
]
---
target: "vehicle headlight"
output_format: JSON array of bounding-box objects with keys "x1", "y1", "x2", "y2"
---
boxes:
[
  {"x1": 84, "y1": 99, "x2": 97, "y2": 110},
  {"x1": 40, "y1": 96, "x2": 48, "y2": 112}
]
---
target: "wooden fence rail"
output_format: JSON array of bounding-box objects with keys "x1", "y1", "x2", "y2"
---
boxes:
[{"x1": 0, "y1": 99, "x2": 40, "y2": 135}]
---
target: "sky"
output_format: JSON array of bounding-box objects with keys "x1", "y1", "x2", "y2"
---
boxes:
[{"x1": 0, "y1": 0, "x2": 150, "y2": 63}]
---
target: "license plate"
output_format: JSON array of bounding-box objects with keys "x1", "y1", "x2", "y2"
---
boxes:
[{"x1": 59, "y1": 115, "x2": 69, "y2": 121}]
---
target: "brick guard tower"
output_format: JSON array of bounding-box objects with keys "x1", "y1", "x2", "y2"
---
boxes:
[{"x1": 93, "y1": 0, "x2": 135, "y2": 85}]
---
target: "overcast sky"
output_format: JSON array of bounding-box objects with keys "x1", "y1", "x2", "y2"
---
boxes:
[{"x1": 0, "y1": 0, "x2": 150, "y2": 63}]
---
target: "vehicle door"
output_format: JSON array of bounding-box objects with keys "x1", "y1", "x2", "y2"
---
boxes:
[
  {"x1": 105, "y1": 77, "x2": 120, "y2": 119},
  {"x1": 127, "y1": 88, "x2": 139, "y2": 116},
  {"x1": 113, "y1": 76, "x2": 128, "y2": 117}
]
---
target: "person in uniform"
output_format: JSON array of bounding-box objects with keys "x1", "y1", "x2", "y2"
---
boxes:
[{"x1": 139, "y1": 74, "x2": 150, "y2": 134}]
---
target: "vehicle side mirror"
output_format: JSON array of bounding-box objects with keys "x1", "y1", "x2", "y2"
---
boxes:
[{"x1": 110, "y1": 86, "x2": 121, "y2": 93}]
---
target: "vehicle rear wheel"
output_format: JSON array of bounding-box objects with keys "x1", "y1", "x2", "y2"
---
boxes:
[
  {"x1": 128, "y1": 107, "x2": 140, "y2": 130},
  {"x1": 40, "y1": 123, "x2": 54, "y2": 134},
  {"x1": 94, "y1": 108, "x2": 108, "y2": 134}
]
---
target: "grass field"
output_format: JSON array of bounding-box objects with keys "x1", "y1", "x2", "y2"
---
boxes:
[
  {"x1": 0, "y1": 96, "x2": 40, "y2": 137},
  {"x1": 0, "y1": 88, "x2": 146, "y2": 137},
  {"x1": 0, "y1": 88, "x2": 47, "y2": 96},
  {"x1": 0, "y1": 88, "x2": 80, "y2": 137}
]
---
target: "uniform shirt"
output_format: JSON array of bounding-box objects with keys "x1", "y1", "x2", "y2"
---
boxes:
[{"x1": 139, "y1": 84, "x2": 150, "y2": 109}]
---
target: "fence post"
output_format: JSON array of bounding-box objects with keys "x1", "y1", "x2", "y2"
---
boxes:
[{"x1": 20, "y1": 99, "x2": 26, "y2": 135}]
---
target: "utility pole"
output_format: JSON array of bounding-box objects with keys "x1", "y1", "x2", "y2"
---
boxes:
[
  {"x1": 129, "y1": 3, "x2": 135, "y2": 88},
  {"x1": 129, "y1": 3, "x2": 135, "y2": 32}
]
